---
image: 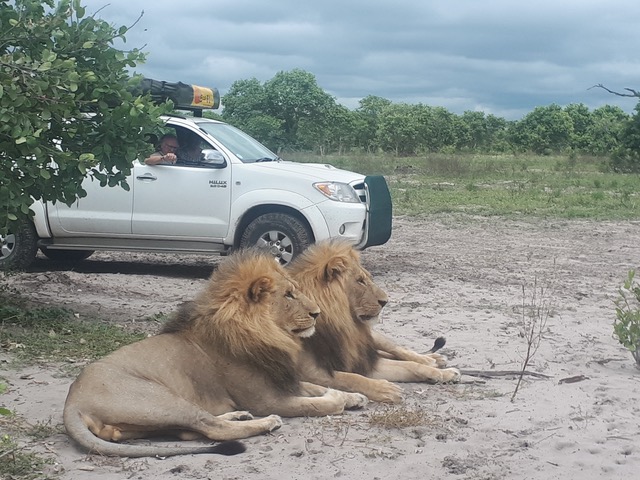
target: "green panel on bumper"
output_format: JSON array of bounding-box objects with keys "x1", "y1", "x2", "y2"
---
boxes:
[{"x1": 363, "y1": 175, "x2": 392, "y2": 247}]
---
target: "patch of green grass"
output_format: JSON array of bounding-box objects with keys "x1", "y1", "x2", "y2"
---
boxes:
[
  {"x1": 0, "y1": 300, "x2": 146, "y2": 367},
  {"x1": 300, "y1": 152, "x2": 640, "y2": 219},
  {"x1": 142, "y1": 311, "x2": 172, "y2": 324},
  {"x1": 0, "y1": 411, "x2": 61, "y2": 441},
  {"x1": 0, "y1": 434, "x2": 55, "y2": 480}
]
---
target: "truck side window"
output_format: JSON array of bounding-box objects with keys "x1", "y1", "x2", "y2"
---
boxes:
[{"x1": 176, "y1": 129, "x2": 207, "y2": 165}]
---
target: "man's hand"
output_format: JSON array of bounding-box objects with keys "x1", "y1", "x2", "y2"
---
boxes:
[{"x1": 163, "y1": 153, "x2": 177, "y2": 163}]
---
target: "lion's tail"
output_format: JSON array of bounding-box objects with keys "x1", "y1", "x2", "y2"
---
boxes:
[
  {"x1": 429, "y1": 336, "x2": 446, "y2": 353},
  {"x1": 63, "y1": 406, "x2": 245, "y2": 458}
]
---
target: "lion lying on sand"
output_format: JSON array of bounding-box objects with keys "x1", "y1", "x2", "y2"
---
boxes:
[
  {"x1": 289, "y1": 240, "x2": 461, "y2": 403},
  {"x1": 63, "y1": 249, "x2": 367, "y2": 458}
]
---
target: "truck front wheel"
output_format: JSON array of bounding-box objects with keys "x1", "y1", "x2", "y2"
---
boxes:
[
  {"x1": 0, "y1": 220, "x2": 38, "y2": 271},
  {"x1": 239, "y1": 212, "x2": 312, "y2": 265}
]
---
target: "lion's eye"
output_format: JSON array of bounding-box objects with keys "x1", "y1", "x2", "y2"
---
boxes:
[
  {"x1": 285, "y1": 291, "x2": 295, "y2": 299},
  {"x1": 357, "y1": 277, "x2": 367, "y2": 285}
]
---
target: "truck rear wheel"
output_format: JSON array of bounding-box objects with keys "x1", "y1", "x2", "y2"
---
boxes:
[
  {"x1": 0, "y1": 220, "x2": 38, "y2": 271},
  {"x1": 239, "y1": 212, "x2": 312, "y2": 265},
  {"x1": 40, "y1": 247, "x2": 94, "y2": 263}
]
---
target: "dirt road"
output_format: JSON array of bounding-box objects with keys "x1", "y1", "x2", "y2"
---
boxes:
[{"x1": 2, "y1": 215, "x2": 640, "y2": 479}]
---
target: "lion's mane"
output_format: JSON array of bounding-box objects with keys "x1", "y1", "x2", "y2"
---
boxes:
[
  {"x1": 162, "y1": 250, "x2": 302, "y2": 393},
  {"x1": 288, "y1": 241, "x2": 379, "y2": 375}
]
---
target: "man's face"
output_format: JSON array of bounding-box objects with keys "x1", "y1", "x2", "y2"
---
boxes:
[{"x1": 161, "y1": 138, "x2": 179, "y2": 154}]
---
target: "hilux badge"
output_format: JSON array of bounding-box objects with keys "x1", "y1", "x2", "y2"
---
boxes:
[{"x1": 209, "y1": 180, "x2": 227, "y2": 188}]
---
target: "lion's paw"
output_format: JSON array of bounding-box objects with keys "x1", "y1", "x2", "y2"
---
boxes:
[
  {"x1": 426, "y1": 353, "x2": 448, "y2": 368},
  {"x1": 219, "y1": 411, "x2": 254, "y2": 421},
  {"x1": 411, "y1": 353, "x2": 447, "y2": 367},
  {"x1": 344, "y1": 392, "x2": 368, "y2": 409},
  {"x1": 265, "y1": 414, "x2": 283, "y2": 431},
  {"x1": 440, "y1": 367, "x2": 461, "y2": 383},
  {"x1": 371, "y1": 379, "x2": 403, "y2": 404},
  {"x1": 412, "y1": 354, "x2": 438, "y2": 367}
]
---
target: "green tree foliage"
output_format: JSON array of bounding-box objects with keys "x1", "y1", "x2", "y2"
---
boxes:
[
  {"x1": 222, "y1": 78, "x2": 284, "y2": 151},
  {"x1": 0, "y1": 0, "x2": 169, "y2": 233},
  {"x1": 509, "y1": 104, "x2": 574, "y2": 154},
  {"x1": 456, "y1": 112, "x2": 511, "y2": 153},
  {"x1": 264, "y1": 69, "x2": 337, "y2": 149},
  {"x1": 377, "y1": 104, "x2": 461, "y2": 155},
  {"x1": 377, "y1": 103, "x2": 420, "y2": 155},
  {"x1": 298, "y1": 103, "x2": 356, "y2": 155},
  {"x1": 418, "y1": 106, "x2": 457, "y2": 153},
  {"x1": 610, "y1": 103, "x2": 640, "y2": 172},
  {"x1": 457, "y1": 111, "x2": 485, "y2": 151},
  {"x1": 587, "y1": 105, "x2": 627, "y2": 155},
  {"x1": 221, "y1": 69, "x2": 632, "y2": 161},
  {"x1": 354, "y1": 95, "x2": 392, "y2": 153},
  {"x1": 564, "y1": 103, "x2": 593, "y2": 151},
  {"x1": 222, "y1": 70, "x2": 339, "y2": 152}
]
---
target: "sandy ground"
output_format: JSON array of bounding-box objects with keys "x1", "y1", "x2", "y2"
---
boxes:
[{"x1": 1, "y1": 214, "x2": 640, "y2": 480}]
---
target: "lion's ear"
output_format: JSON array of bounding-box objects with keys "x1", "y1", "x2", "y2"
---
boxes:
[
  {"x1": 323, "y1": 256, "x2": 347, "y2": 282},
  {"x1": 248, "y1": 276, "x2": 274, "y2": 303}
]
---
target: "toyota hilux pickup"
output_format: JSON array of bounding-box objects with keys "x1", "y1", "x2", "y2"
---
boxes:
[{"x1": 1, "y1": 109, "x2": 392, "y2": 270}]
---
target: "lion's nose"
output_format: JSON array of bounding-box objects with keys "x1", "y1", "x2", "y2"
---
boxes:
[
  {"x1": 310, "y1": 310, "x2": 320, "y2": 320},
  {"x1": 379, "y1": 299, "x2": 388, "y2": 308}
]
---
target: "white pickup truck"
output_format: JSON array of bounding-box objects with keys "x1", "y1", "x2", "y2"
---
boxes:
[{"x1": 1, "y1": 114, "x2": 392, "y2": 270}]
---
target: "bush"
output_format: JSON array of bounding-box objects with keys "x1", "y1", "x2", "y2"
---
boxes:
[
  {"x1": 0, "y1": 381, "x2": 9, "y2": 416},
  {"x1": 609, "y1": 148, "x2": 640, "y2": 173},
  {"x1": 613, "y1": 270, "x2": 640, "y2": 369}
]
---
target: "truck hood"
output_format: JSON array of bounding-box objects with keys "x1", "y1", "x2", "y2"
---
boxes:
[{"x1": 252, "y1": 161, "x2": 365, "y2": 184}]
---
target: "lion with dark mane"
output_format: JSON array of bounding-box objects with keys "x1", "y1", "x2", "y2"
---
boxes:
[
  {"x1": 63, "y1": 249, "x2": 367, "y2": 458},
  {"x1": 289, "y1": 240, "x2": 461, "y2": 403}
]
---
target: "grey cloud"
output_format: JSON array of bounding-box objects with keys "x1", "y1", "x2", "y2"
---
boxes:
[{"x1": 86, "y1": 0, "x2": 640, "y2": 119}]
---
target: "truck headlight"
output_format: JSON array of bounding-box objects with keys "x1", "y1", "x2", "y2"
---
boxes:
[{"x1": 313, "y1": 182, "x2": 361, "y2": 203}]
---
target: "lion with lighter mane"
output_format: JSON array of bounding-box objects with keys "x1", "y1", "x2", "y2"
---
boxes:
[
  {"x1": 289, "y1": 240, "x2": 461, "y2": 404},
  {"x1": 63, "y1": 249, "x2": 367, "y2": 458}
]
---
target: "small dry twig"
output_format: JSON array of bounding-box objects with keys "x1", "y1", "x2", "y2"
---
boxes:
[
  {"x1": 511, "y1": 276, "x2": 553, "y2": 402},
  {"x1": 460, "y1": 369, "x2": 550, "y2": 379}
]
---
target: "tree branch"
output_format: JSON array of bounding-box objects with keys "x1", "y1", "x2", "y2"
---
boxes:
[{"x1": 589, "y1": 84, "x2": 640, "y2": 98}]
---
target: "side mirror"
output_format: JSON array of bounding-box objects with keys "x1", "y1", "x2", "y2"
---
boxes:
[{"x1": 201, "y1": 149, "x2": 227, "y2": 167}]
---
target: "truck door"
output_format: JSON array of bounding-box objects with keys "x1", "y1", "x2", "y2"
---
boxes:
[
  {"x1": 131, "y1": 160, "x2": 232, "y2": 239},
  {"x1": 50, "y1": 174, "x2": 134, "y2": 235}
]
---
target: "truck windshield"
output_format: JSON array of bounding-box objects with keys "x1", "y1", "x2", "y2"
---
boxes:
[{"x1": 196, "y1": 121, "x2": 278, "y2": 163}]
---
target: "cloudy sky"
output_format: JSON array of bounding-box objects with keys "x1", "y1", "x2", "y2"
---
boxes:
[{"x1": 87, "y1": 0, "x2": 640, "y2": 120}]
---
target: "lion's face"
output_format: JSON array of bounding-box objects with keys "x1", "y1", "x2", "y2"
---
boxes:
[
  {"x1": 344, "y1": 265, "x2": 388, "y2": 326},
  {"x1": 271, "y1": 274, "x2": 320, "y2": 339},
  {"x1": 287, "y1": 240, "x2": 389, "y2": 329}
]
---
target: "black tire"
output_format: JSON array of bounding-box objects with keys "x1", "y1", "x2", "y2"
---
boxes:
[
  {"x1": 0, "y1": 220, "x2": 38, "y2": 271},
  {"x1": 40, "y1": 247, "x2": 94, "y2": 263},
  {"x1": 239, "y1": 212, "x2": 313, "y2": 265}
]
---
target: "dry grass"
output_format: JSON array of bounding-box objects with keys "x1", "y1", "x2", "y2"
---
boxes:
[{"x1": 367, "y1": 405, "x2": 436, "y2": 429}]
